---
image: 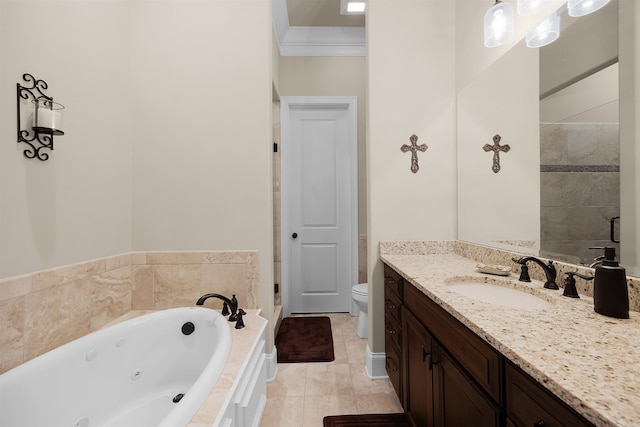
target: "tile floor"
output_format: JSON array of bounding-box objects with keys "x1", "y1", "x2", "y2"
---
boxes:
[{"x1": 261, "y1": 313, "x2": 404, "y2": 427}]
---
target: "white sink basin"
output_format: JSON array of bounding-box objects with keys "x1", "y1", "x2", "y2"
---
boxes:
[{"x1": 447, "y1": 282, "x2": 552, "y2": 309}]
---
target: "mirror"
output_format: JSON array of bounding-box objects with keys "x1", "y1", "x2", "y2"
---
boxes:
[
  {"x1": 457, "y1": 0, "x2": 640, "y2": 277},
  {"x1": 539, "y1": 2, "x2": 619, "y2": 265}
]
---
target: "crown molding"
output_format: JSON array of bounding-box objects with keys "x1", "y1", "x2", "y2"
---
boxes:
[{"x1": 273, "y1": 0, "x2": 366, "y2": 56}]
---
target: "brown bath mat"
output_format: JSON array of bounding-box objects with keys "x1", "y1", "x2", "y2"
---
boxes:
[
  {"x1": 276, "y1": 316, "x2": 334, "y2": 363},
  {"x1": 323, "y1": 413, "x2": 410, "y2": 426}
]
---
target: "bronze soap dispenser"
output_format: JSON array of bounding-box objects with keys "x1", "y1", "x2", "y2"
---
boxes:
[{"x1": 591, "y1": 247, "x2": 629, "y2": 319}]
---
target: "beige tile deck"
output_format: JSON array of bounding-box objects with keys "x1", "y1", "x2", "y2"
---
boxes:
[{"x1": 261, "y1": 313, "x2": 404, "y2": 427}]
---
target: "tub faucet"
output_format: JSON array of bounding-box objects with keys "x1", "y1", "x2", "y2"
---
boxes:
[
  {"x1": 196, "y1": 293, "x2": 239, "y2": 321},
  {"x1": 512, "y1": 256, "x2": 559, "y2": 290}
]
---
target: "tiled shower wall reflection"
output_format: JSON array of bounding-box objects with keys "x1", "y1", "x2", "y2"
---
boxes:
[
  {"x1": 0, "y1": 250, "x2": 258, "y2": 374},
  {"x1": 540, "y1": 123, "x2": 620, "y2": 263}
]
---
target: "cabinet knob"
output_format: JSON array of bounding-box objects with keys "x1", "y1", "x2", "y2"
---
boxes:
[
  {"x1": 291, "y1": 233, "x2": 298, "y2": 239},
  {"x1": 422, "y1": 346, "x2": 439, "y2": 371},
  {"x1": 533, "y1": 421, "x2": 547, "y2": 427}
]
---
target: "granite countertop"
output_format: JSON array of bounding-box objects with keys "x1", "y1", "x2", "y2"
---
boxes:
[{"x1": 380, "y1": 253, "x2": 640, "y2": 427}]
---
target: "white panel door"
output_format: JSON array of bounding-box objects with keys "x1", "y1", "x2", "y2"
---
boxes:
[{"x1": 281, "y1": 97, "x2": 357, "y2": 314}]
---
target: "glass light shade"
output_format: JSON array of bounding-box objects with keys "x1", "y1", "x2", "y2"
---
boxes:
[
  {"x1": 484, "y1": 1, "x2": 515, "y2": 48},
  {"x1": 526, "y1": 12, "x2": 560, "y2": 48},
  {"x1": 568, "y1": 0, "x2": 610, "y2": 17},
  {"x1": 517, "y1": 0, "x2": 547, "y2": 16},
  {"x1": 32, "y1": 99, "x2": 65, "y2": 136}
]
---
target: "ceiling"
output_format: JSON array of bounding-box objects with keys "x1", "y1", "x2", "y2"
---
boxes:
[
  {"x1": 273, "y1": 0, "x2": 366, "y2": 56},
  {"x1": 286, "y1": 0, "x2": 365, "y2": 27}
]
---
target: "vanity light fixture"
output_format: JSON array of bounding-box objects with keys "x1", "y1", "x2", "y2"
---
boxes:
[
  {"x1": 517, "y1": 0, "x2": 549, "y2": 16},
  {"x1": 484, "y1": 0, "x2": 515, "y2": 48},
  {"x1": 16, "y1": 73, "x2": 65, "y2": 161},
  {"x1": 340, "y1": 0, "x2": 365, "y2": 15},
  {"x1": 526, "y1": 11, "x2": 560, "y2": 48},
  {"x1": 568, "y1": 0, "x2": 610, "y2": 17}
]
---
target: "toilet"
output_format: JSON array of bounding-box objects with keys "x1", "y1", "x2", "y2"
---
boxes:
[{"x1": 351, "y1": 283, "x2": 368, "y2": 338}]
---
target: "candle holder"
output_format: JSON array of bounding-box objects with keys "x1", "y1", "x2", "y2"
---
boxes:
[{"x1": 16, "y1": 73, "x2": 65, "y2": 161}]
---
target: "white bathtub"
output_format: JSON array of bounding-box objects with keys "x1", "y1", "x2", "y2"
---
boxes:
[{"x1": 0, "y1": 307, "x2": 231, "y2": 427}]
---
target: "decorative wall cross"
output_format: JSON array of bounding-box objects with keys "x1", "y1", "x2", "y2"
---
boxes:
[
  {"x1": 483, "y1": 134, "x2": 510, "y2": 173},
  {"x1": 401, "y1": 134, "x2": 428, "y2": 173}
]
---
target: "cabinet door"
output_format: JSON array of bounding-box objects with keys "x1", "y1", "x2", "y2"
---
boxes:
[
  {"x1": 505, "y1": 362, "x2": 594, "y2": 427},
  {"x1": 403, "y1": 308, "x2": 435, "y2": 427},
  {"x1": 435, "y1": 347, "x2": 500, "y2": 427},
  {"x1": 404, "y1": 283, "x2": 501, "y2": 402}
]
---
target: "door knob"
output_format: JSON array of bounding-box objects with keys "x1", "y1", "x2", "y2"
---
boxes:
[{"x1": 292, "y1": 233, "x2": 298, "y2": 239}]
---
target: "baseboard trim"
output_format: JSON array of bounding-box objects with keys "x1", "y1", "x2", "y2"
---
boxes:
[
  {"x1": 266, "y1": 346, "x2": 278, "y2": 382},
  {"x1": 365, "y1": 345, "x2": 389, "y2": 379}
]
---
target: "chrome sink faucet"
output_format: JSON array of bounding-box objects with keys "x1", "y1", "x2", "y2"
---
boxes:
[
  {"x1": 196, "y1": 293, "x2": 239, "y2": 321},
  {"x1": 512, "y1": 256, "x2": 559, "y2": 290}
]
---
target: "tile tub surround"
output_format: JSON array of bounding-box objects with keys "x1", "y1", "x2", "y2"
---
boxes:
[
  {"x1": 0, "y1": 250, "x2": 259, "y2": 374},
  {"x1": 100, "y1": 309, "x2": 267, "y2": 427},
  {"x1": 380, "y1": 243, "x2": 640, "y2": 426}
]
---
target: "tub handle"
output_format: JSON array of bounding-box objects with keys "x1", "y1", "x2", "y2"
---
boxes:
[{"x1": 235, "y1": 309, "x2": 246, "y2": 329}]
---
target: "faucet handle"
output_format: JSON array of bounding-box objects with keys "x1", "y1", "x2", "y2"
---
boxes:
[
  {"x1": 563, "y1": 272, "x2": 594, "y2": 298},
  {"x1": 519, "y1": 264, "x2": 531, "y2": 282},
  {"x1": 512, "y1": 257, "x2": 531, "y2": 282},
  {"x1": 235, "y1": 309, "x2": 246, "y2": 329}
]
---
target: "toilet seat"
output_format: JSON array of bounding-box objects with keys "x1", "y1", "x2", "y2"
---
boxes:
[{"x1": 352, "y1": 283, "x2": 368, "y2": 296}]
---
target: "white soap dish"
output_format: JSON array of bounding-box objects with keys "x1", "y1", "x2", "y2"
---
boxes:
[{"x1": 476, "y1": 263, "x2": 512, "y2": 276}]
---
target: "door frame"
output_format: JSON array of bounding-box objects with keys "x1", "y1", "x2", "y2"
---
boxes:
[{"x1": 280, "y1": 96, "x2": 358, "y2": 316}]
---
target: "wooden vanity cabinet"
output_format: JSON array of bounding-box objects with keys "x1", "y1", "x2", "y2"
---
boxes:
[
  {"x1": 384, "y1": 266, "x2": 404, "y2": 399},
  {"x1": 403, "y1": 281, "x2": 502, "y2": 403},
  {"x1": 403, "y1": 307, "x2": 500, "y2": 427},
  {"x1": 402, "y1": 293, "x2": 501, "y2": 427},
  {"x1": 505, "y1": 362, "x2": 594, "y2": 427},
  {"x1": 437, "y1": 345, "x2": 501, "y2": 427},
  {"x1": 384, "y1": 263, "x2": 594, "y2": 427}
]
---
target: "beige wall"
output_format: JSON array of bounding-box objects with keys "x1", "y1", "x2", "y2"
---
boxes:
[
  {"x1": 279, "y1": 56, "x2": 367, "y2": 234},
  {"x1": 367, "y1": 0, "x2": 457, "y2": 353},
  {"x1": 1, "y1": 0, "x2": 275, "y2": 350},
  {"x1": 129, "y1": 2, "x2": 274, "y2": 347},
  {"x1": 0, "y1": 1, "x2": 133, "y2": 278}
]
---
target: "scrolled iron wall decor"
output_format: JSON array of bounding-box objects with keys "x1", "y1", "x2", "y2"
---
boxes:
[{"x1": 16, "y1": 73, "x2": 65, "y2": 161}]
